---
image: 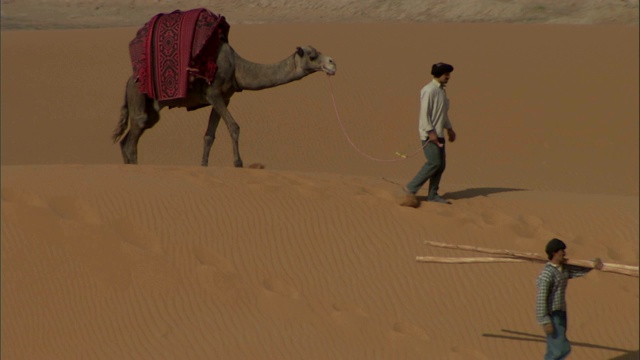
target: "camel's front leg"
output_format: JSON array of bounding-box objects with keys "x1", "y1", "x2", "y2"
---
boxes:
[
  {"x1": 209, "y1": 95, "x2": 243, "y2": 168},
  {"x1": 201, "y1": 108, "x2": 221, "y2": 166}
]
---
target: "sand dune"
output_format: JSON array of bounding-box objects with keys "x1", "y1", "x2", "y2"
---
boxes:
[
  {"x1": 2, "y1": 0, "x2": 638, "y2": 29},
  {"x1": 1, "y1": 5, "x2": 638, "y2": 360},
  {"x1": 2, "y1": 165, "x2": 638, "y2": 359}
]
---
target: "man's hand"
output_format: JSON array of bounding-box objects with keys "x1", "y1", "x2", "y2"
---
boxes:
[
  {"x1": 447, "y1": 128, "x2": 456, "y2": 143},
  {"x1": 592, "y1": 257, "x2": 604, "y2": 270},
  {"x1": 428, "y1": 131, "x2": 443, "y2": 147},
  {"x1": 543, "y1": 323, "x2": 554, "y2": 335}
]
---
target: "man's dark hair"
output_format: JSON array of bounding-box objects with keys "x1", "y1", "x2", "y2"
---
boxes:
[
  {"x1": 545, "y1": 238, "x2": 567, "y2": 260},
  {"x1": 431, "y1": 62, "x2": 454, "y2": 77}
]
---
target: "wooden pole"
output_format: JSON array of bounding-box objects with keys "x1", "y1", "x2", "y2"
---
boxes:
[
  {"x1": 416, "y1": 256, "x2": 528, "y2": 264},
  {"x1": 425, "y1": 241, "x2": 546, "y2": 260},
  {"x1": 422, "y1": 241, "x2": 639, "y2": 278}
]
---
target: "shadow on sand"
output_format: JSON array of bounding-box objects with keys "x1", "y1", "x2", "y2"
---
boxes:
[
  {"x1": 442, "y1": 187, "x2": 526, "y2": 200},
  {"x1": 610, "y1": 351, "x2": 640, "y2": 360},
  {"x1": 482, "y1": 329, "x2": 637, "y2": 359}
]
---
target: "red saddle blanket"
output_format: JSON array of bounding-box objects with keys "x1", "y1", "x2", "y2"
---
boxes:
[{"x1": 129, "y1": 8, "x2": 230, "y2": 101}]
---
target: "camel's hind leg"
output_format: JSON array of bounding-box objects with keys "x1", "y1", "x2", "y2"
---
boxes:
[
  {"x1": 120, "y1": 107, "x2": 159, "y2": 164},
  {"x1": 119, "y1": 79, "x2": 160, "y2": 164}
]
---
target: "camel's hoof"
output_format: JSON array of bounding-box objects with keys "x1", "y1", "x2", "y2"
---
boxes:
[{"x1": 248, "y1": 163, "x2": 265, "y2": 169}]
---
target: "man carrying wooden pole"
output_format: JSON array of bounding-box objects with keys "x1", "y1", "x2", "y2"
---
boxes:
[
  {"x1": 536, "y1": 238, "x2": 603, "y2": 360},
  {"x1": 418, "y1": 240, "x2": 637, "y2": 277}
]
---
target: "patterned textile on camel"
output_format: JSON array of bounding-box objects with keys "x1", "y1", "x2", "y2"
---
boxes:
[{"x1": 129, "y1": 8, "x2": 230, "y2": 101}]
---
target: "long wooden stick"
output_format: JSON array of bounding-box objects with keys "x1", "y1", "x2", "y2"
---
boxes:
[
  {"x1": 424, "y1": 240, "x2": 637, "y2": 270},
  {"x1": 422, "y1": 241, "x2": 639, "y2": 278},
  {"x1": 416, "y1": 256, "x2": 528, "y2": 264}
]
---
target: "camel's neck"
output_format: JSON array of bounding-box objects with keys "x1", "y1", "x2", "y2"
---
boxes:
[{"x1": 234, "y1": 53, "x2": 308, "y2": 91}]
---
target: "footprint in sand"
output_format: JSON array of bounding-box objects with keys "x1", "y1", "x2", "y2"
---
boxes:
[
  {"x1": 193, "y1": 246, "x2": 237, "y2": 272},
  {"x1": 183, "y1": 168, "x2": 225, "y2": 189},
  {"x1": 1, "y1": 187, "x2": 48, "y2": 208},
  {"x1": 114, "y1": 218, "x2": 163, "y2": 254},
  {"x1": 479, "y1": 210, "x2": 546, "y2": 239},
  {"x1": 47, "y1": 196, "x2": 102, "y2": 225},
  {"x1": 246, "y1": 183, "x2": 283, "y2": 195},
  {"x1": 569, "y1": 235, "x2": 584, "y2": 246},
  {"x1": 262, "y1": 277, "x2": 300, "y2": 299},
  {"x1": 392, "y1": 321, "x2": 430, "y2": 340},
  {"x1": 480, "y1": 210, "x2": 513, "y2": 227},
  {"x1": 281, "y1": 173, "x2": 320, "y2": 188},
  {"x1": 189, "y1": 247, "x2": 247, "y2": 299},
  {"x1": 331, "y1": 302, "x2": 369, "y2": 317},
  {"x1": 2, "y1": 189, "x2": 157, "y2": 292},
  {"x1": 449, "y1": 346, "x2": 490, "y2": 359},
  {"x1": 509, "y1": 215, "x2": 544, "y2": 239},
  {"x1": 606, "y1": 247, "x2": 622, "y2": 262},
  {"x1": 330, "y1": 302, "x2": 370, "y2": 327}
]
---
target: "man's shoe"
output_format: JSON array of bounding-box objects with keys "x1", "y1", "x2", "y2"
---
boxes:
[
  {"x1": 400, "y1": 194, "x2": 420, "y2": 208},
  {"x1": 428, "y1": 194, "x2": 451, "y2": 204}
]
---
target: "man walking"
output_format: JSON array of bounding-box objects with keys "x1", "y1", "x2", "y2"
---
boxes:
[
  {"x1": 401, "y1": 62, "x2": 457, "y2": 208},
  {"x1": 536, "y1": 238, "x2": 603, "y2": 360}
]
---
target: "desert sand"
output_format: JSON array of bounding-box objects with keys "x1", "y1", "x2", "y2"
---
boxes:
[{"x1": 1, "y1": 1, "x2": 638, "y2": 359}]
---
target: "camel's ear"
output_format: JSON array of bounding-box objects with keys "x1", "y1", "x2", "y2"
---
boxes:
[{"x1": 296, "y1": 47, "x2": 304, "y2": 57}]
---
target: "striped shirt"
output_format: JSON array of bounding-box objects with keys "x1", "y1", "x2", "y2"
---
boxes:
[
  {"x1": 418, "y1": 79, "x2": 452, "y2": 140},
  {"x1": 536, "y1": 262, "x2": 591, "y2": 324}
]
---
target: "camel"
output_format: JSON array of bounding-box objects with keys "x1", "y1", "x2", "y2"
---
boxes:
[{"x1": 112, "y1": 43, "x2": 336, "y2": 167}]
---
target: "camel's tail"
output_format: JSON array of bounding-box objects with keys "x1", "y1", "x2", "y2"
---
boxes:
[{"x1": 112, "y1": 82, "x2": 130, "y2": 143}]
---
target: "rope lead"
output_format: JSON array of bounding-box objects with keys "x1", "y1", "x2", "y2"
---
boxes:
[{"x1": 327, "y1": 76, "x2": 427, "y2": 162}]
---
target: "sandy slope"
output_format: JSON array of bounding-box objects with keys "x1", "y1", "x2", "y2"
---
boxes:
[
  {"x1": 2, "y1": 165, "x2": 638, "y2": 359},
  {"x1": 1, "y1": 4, "x2": 639, "y2": 360}
]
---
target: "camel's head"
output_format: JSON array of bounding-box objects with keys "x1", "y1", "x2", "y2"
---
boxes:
[{"x1": 296, "y1": 46, "x2": 336, "y2": 76}]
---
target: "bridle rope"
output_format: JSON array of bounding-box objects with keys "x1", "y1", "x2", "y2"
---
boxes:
[{"x1": 326, "y1": 76, "x2": 427, "y2": 162}]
